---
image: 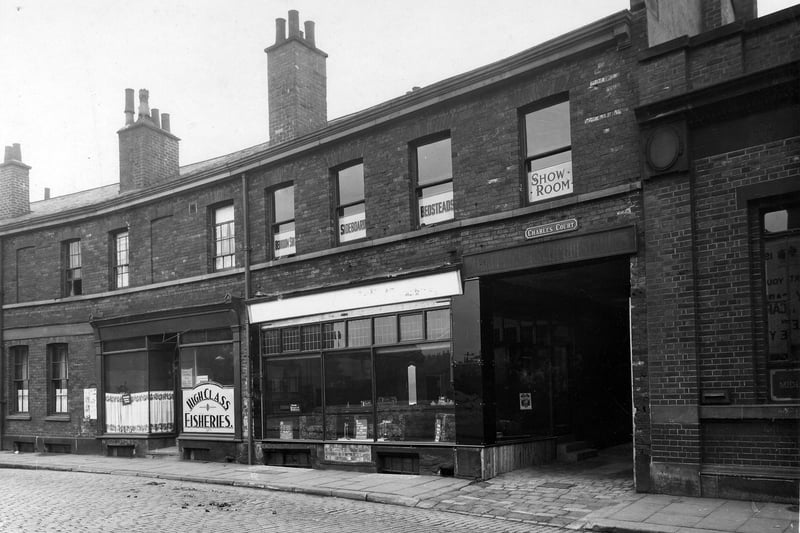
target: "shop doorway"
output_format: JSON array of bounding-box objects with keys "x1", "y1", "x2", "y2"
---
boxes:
[{"x1": 488, "y1": 255, "x2": 632, "y2": 453}]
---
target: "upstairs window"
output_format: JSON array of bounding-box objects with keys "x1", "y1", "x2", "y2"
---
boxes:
[
  {"x1": 48, "y1": 343, "x2": 69, "y2": 415},
  {"x1": 63, "y1": 239, "x2": 82, "y2": 296},
  {"x1": 112, "y1": 230, "x2": 130, "y2": 289},
  {"x1": 213, "y1": 204, "x2": 236, "y2": 270},
  {"x1": 336, "y1": 162, "x2": 366, "y2": 244},
  {"x1": 272, "y1": 184, "x2": 296, "y2": 258},
  {"x1": 524, "y1": 99, "x2": 573, "y2": 204},
  {"x1": 414, "y1": 136, "x2": 454, "y2": 227},
  {"x1": 10, "y1": 346, "x2": 29, "y2": 414}
]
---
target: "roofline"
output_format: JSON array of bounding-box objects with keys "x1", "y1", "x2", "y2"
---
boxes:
[{"x1": 0, "y1": 10, "x2": 631, "y2": 236}]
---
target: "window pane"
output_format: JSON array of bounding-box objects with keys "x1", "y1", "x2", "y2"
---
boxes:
[
  {"x1": 263, "y1": 329, "x2": 281, "y2": 355},
  {"x1": 417, "y1": 138, "x2": 452, "y2": 186},
  {"x1": 375, "y1": 342, "x2": 454, "y2": 442},
  {"x1": 274, "y1": 185, "x2": 295, "y2": 224},
  {"x1": 282, "y1": 327, "x2": 300, "y2": 352},
  {"x1": 347, "y1": 319, "x2": 371, "y2": 347},
  {"x1": 179, "y1": 344, "x2": 234, "y2": 387},
  {"x1": 426, "y1": 309, "x2": 451, "y2": 340},
  {"x1": 525, "y1": 100, "x2": 571, "y2": 157},
  {"x1": 338, "y1": 163, "x2": 364, "y2": 205},
  {"x1": 374, "y1": 316, "x2": 397, "y2": 344},
  {"x1": 215, "y1": 204, "x2": 234, "y2": 223},
  {"x1": 324, "y1": 350, "x2": 373, "y2": 440},
  {"x1": 399, "y1": 314, "x2": 424, "y2": 341},
  {"x1": 69, "y1": 241, "x2": 82, "y2": 268},
  {"x1": 323, "y1": 322, "x2": 346, "y2": 349},
  {"x1": 265, "y1": 356, "x2": 322, "y2": 440},
  {"x1": 302, "y1": 324, "x2": 321, "y2": 351}
]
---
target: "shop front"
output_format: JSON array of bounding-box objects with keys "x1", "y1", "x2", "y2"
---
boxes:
[
  {"x1": 249, "y1": 270, "x2": 463, "y2": 475},
  {"x1": 92, "y1": 303, "x2": 244, "y2": 461}
]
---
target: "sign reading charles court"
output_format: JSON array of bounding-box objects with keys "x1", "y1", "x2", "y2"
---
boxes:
[
  {"x1": 525, "y1": 218, "x2": 579, "y2": 240},
  {"x1": 182, "y1": 381, "x2": 235, "y2": 434}
]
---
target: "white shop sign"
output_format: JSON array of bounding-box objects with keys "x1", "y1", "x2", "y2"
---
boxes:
[
  {"x1": 339, "y1": 212, "x2": 366, "y2": 242},
  {"x1": 182, "y1": 381, "x2": 235, "y2": 434},
  {"x1": 419, "y1": 190, "x2": 454, "y2": 226}
]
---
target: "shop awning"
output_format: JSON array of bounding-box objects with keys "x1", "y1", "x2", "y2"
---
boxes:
[{"x1": 247, "y1": 270, "x2": 462, "y2": 324}]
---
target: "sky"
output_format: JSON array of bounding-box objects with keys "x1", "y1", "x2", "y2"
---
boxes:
[{"x1": 0, "y1": 0, "x2": 796, "y2": 201}]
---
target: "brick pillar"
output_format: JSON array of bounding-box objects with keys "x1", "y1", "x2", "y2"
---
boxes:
[
  {"x1": 265, "y1": 10, "x2": 328, "y2": 144},
  {"x1": 0, "y1": 143, "x2": 31, "y2": 219},
  {"x1": 643, "y1": 171, "x2": 702, "y2": 496}
]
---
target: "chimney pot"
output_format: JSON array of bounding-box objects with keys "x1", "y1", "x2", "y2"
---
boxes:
[
  {"x1": 275, "y1": 17, "x2": 286, "y2": 43},
  {"x1": 3, "y1": 145, "x2": 13, "y2": 163},
  {"x1": 138, "y1": 88, "x2": 151, "y2": 120},
  {"x1": 304, "y1": 20, "x2": 315, "y2": 46},
  {"x1": 288, "y1": 10, "x2": 300, "y2": 37},
  {"x1": 152, "y1": 108, "x2": 161, "y2": 129},
  {"x1": 44, "y1": 187, "x2": 50, "y2": 200},
  {"x1": 161, "y1": 113, "x2": 171, "y2": 132},
  {"x1": 124, "y1": 88, "x2": 135, "y2": 125},
  {"x1": 11, "y1": 143, "x2": 21, "y2": 161}
]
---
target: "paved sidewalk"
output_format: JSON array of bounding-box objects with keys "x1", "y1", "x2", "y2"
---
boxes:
[{"x1": 0, "y1": 449, "x2": 796, "y2": 533}]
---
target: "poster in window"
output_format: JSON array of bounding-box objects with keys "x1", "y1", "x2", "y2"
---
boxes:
[
  {"x1": 419, "y1": 190, "x2": 454, "y2": 226},
  {"x1": 83, "y1": 388, "x2": 97, "y2": 419},
  {"x1": 528, "y1": 160, "x2": 572, "y2": 203},
  {"x1": 339, "y1": 211, "x2": 366, "y2": 242},
  {"x1": 274, "y1": 228, "x2": 296, "y2": 257},
  {"x1": 520, "y1": 392, "x2": 532, "y2": 411},
  {"x1": 182, "y1": 381, "x2": 235, "y2": 434}
]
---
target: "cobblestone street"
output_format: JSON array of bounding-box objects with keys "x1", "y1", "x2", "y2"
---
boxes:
[{"x1": 0, "y1": 469, "x2": 562, "y2": 533}]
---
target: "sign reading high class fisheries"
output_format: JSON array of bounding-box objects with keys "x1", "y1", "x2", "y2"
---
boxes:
[
  {"x1": 419, "y1": 190, "x2": 454, "y2": 226},
  {"x1": 182, "y1": 381, "x2": 235, "y2": 434},
  {"x1": 528, "y1": 160, "x2": 573, "y2": 203}
]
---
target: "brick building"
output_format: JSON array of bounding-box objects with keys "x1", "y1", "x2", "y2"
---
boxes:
[{"x1": 1, "y1": 1, "x2": 797, "y2": 502}]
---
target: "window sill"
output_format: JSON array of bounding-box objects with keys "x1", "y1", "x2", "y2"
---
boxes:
[
  {"x1": 6, "y1": 414, "x2": 31, "y2": 421},
  {"x1": 45, "y1": 415, "x2": 71, "y2": 422}
]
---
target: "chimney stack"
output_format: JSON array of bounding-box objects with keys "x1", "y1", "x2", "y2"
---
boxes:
[
  {"x1": 118, "y1": 88, "x2": 180, "y2": 192},
  {"x1": 265, "y1": 10, "x2": 328, "y2": 144},
  {"x1": 0, "y1": 143, "x2": 31, "y2": 219}
]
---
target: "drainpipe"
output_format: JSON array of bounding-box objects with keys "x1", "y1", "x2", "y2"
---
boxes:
[
  {"x1": 241, "y1": 172, "x2": 253, "y2": 465},
  {"x1": 0, "y1": 238, "x2": 5, "y2": 450}
]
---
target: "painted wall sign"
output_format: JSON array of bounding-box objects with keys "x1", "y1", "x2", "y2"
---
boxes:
[
  {"x1": 274, "y1": 228, "x2": 296, "y2": 257},
  {"x1": 419, "y1": 190, "x2": 454, "y2": 226},
  {"x1": 182, "y1": 381, "x2": 235, "y2": 434},
  {"x1": 528, "y1": 160, "x2": 573, "y2": 203},
  {"x1": 339, "y1": 212, "x2": 366, "y2": 242},
  {"x1": 525, "y1": 218, "x2": 578, "y2": 240}
]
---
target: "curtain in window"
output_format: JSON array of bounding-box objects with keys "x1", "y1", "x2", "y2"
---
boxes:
[{"x1": 105, "y1": 390, "x2": 174, "y2": 433}]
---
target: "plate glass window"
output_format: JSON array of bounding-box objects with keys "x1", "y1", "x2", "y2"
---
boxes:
[
  {"x1": 213, "y1": 204, "x2": 236, "y2": 270},
  {"x1": 64, "y1": 240, "x2": 82, "y2": 296},
  {"x1": 11, "y1": 346, "x2": 29, "y2": 413},
  {"x1": 524, "y1": 100, "x2": 573, "y2": 204},
  {"x1": 416, "y1": 137, "x2": 454, "y2": 226},
  {"x1": 336, "y1": 163, "x2": 366, "y2": 243},
  {"x1": 273, "y1": 185, "x2": 295, "y2": 258},
  {"x1": 763, "y1": 206, "x2": 800, "y2": 402},
  {"x1": 113, "y1": 230, "x2": 130, "y2": 289}
]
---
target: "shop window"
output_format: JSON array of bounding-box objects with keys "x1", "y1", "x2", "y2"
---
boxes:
[
  {"x1": 375, "y1": 342, "x2": 454, "y2": 442},
  {"x1": 63, "y1": 239, "x2": 82, "y2": 296},
  {"x1": 212, "y1": 204, "x2": 236, "y2": 271},
  {"x1": 426, "y1": 309, "x2": 451, "y2": 340},
  {"x1": 112, "y1": 230, "x2": 130, "y2": 289},
  {"x1": 263, "y1": 329, "x2": 281, "y2": 355},
  {"x1": 763, "y1": 205, "x2": 800, "y2": 402},
  {"x1": 413, "y1": 136, "x2": 454, "y2": 227},
  {"x1": 282, "y1": 327, "x2": 300, "y2": 352},
  {"x1": 105, "y1": 340, "x2": 175, "y2": 434},
  {"x1": 264, "y1": 355, "x2": 322, "y2": 439},
  {"x1": 336, "y1": 162, "x2": 366, "y2": 244},
  {"x1": 47, "y1": 343, "x2": 69, "y2": 415},
  {"x1": 179, "y1": 344, "x2": 234, "y2": 387},
  {"x1": 301, "y1": 324, "x2": 322, "y2": 351},
  {"x1": 324, "y1": 350, "x2": 373, "y2": 440},
  {"x1": 523, "y1": 99, "x2": 573, "y2": 204},
  {"x1": 10, "y1": 346, "x2": 29, "y2": 414},
  {"x1": 323, "y1": 322, "x2": 346, "y2": 349},
  {"x1": 271, "y1": 184, "x2": 295, "y2": 259}
]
